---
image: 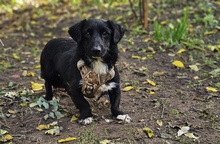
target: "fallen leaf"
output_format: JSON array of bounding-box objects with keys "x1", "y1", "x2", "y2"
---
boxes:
[
  {"x1": 204, "y1": 29, "x2": 218, "y2": 35},
  {"x1": 149, "y1": 91, "x2": 155, "y2": 95},
  {"x1": 31, "y1": 81, "x2": 44, "y2": 91},
  {"x1": 36, "y1": 124, "x2": 50, "y2": 130},
  {"x1": 143, "y1": 127, "x2": 154, "y2": 138},
  {"x1": 34, "y1": 65, "x2": 41, "y2": 69},
  {"x1": 189, "y1": 65, "x2": 199, "y2": 72},
  {"x1": 12, "y1": 53, "x2": 20, "y2": 60},
  {"x1": 70, "y1": 116, "x2": 78, "y2": 122},
  {"x1": 0, "y1": 129, "x2": 8, "y2": 135},
  {"x1": 177, "y1": 126, "x2": 190, "y2": 136},
  {"x1": 172, "y1": 60, "x2": 184, "y2": 68},
  {"x1": 160, "y1": 133, "x2": 172, "y2": 139},
  {"x1": 206, "y1": 87, "x2": 218, "y2": 92},
  {"x1": 45, "y1": 126, "x2": 60, "y2": 135},
  {"x1": 8, "y1": 109, "x2": 15, "y2": 114},
  {"x1": 153, "y1": 71, "x2": 165, "y2": 76},
  {"x1": 184, "y1": 132, "x2": 199, "y2": 140},
  {"x1": 99, "y1": 139, "x2": 111, "y2": 144},
  {"x1": 29, "y1": 102, "x2": 38, "y2": 107},
  {"x1": 147, "y1": 79, "x2": 156, "y2": 86},
  {"x1": 123, "y1": 86, "x2": 134, "y2": 91},
  {"x1": 177, "y1": 48, "x2": 186, "y2": 54},
  {"x1": 156, "y1": 119, "x2": 163, "y2": 126},
  {"x1": 58, "y1": 137, "x2": 78, "y2": 143},
  {"x1": 131, "y1": 55, "x2": 141, "y2": 59},
  {"x1": 0, "y1": 134, "x2": 13, "y2": 142}
]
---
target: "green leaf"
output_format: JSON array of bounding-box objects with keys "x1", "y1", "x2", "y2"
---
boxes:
[
  {"x1": 54, "y1": 111, "x2": 64, "y2": 119},
  {"x1": 42, "y1": 101, "x2": 49, "y2": 109},
  {"x1": 49, "y1": 112, "x2": 55, "y2": 119}
]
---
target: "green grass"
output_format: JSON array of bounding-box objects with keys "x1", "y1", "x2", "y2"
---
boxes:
[{"x1": 154, "y1": 7, "x2": 188, "y2": 46}]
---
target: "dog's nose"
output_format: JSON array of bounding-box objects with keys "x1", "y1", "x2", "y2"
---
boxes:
[{"x1": 92, "y1": 46, "x2": 101, "y2": 54}]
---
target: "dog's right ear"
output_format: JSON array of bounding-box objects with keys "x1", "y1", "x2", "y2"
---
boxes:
[{"x1": 68, "y1": 19, "x2": 86, "y2": 43}]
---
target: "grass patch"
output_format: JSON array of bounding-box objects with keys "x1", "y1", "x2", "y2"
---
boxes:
[{"x1": 154, "y1": 7, "x2": 188, "y2": 46}]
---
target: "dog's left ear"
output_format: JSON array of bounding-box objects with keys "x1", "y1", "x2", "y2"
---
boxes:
[
  {"x1": 108, "y1": 21, "x2": 125, "y2": 44},
  {"x1": 68, "y1": 19, "x2": 86, "y2": 43}
]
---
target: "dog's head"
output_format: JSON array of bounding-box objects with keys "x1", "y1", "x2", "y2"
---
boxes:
[{"x1": 68, "y1": 19, "x2": 124, "y2": 58}]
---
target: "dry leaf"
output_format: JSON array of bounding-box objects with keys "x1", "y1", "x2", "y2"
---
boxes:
[
  {"x1": 177, "y1": 126, "x2": 190, "y2": 136},
  {"x1": 147, "y1": 79, "x2": 156, "y2": 86},
  {"x1": 12, "y1": 53, "x2": 20, "y2": 60},
  {"x1": 149, "y1": 91, "x2": 155, "y2": 94},
  {"x1": 172, "y1": 60, "x2": 184, "y2": 68},
  {"x1": 31, "y1": 81, "x2": 44, "y2": 91},
  {"x1": 156, "y1": 119, "x2": 163, "y2": 126},
  {"x1": 34, "y1": 64, "x2": 41, "y2": 69},
  {"x1": 204, "y1": 29, "x2": 218, "y2": 35},
  {"x1": 184, "y1": 133, "x2": 199, "y2": 140},
  {"x1": 143, "y1": 127, "x2": 154, "y2": 138},
  {"x1": 189, "y1": 65, "x2": 199, "y2": 72},
  {"x1": 58, "y1": 137, "x2": 78, "y2": 143},
  {"x1": 8, "y1": 109, "x2": 15, "y2": 114},
  {"x1": 45, "y1": 126, "x2": 60, "y2": 135},
  {"x1": 177, "y1": 48, "x2": 186, "y2": 54},
  {"x1": 131, "y1": 55, "x2": 141, "y2": 59},
  {"x1": 123, "y1": 86, "x2": 134, "y2": 91},
  {"x1": 36, "y1": 124, "x2": 50, "y2": 130},
  {"x1": 99, "y1": 139, "x2": 111, "y2": 144},
  {"x1": 70, "y1": 116, "x2": 78, "y2": 122},
  {"x1": 206, "y1": 87, "x2": 218, "y2": 92}
]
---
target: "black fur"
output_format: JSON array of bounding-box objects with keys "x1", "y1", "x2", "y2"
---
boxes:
[{"x1": 40, "y1": 19, "x2": 125, "y2": 122}]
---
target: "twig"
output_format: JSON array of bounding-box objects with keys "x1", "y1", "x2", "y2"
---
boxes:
[
  {"x1": 128, "y1": 0, "x2": 139, "y2": 22},
  {"x1": 161, "y1": 103, "x2": 165, "y2": 119},
  {"x1": 0, "y1": 108, "x2": 9, "y2": 128},
  {"x1": 0, "y1": 39, "x2": 4, "y2": 46}
]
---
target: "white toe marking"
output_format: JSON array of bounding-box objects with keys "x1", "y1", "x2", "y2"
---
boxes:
[
  {"x1": 79, "y1": 117, "x2": 93, "y2": 125},
  {"x1": 116, "y1": 114, "x2": 132, "y2": 123}
]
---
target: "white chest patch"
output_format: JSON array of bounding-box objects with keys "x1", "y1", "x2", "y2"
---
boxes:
[{"x1": 92, "y1": 59, "x2": 108, "y2": 74}]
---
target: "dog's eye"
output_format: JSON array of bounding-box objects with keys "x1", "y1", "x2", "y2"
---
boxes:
[
  {"x1": 85, "y1": 32, "x2": 90, "y2": 37},
  {"x1": 102, "y1": 31, "x2": 108, "y2": 37}
]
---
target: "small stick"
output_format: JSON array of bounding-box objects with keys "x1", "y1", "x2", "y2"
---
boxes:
[{"x1": 0, "y1": 39, "x2": 4, "y2": 46}]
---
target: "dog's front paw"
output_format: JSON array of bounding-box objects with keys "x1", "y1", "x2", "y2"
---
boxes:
[
  {"x1": 79, "y1": 117, "x2": 93, "y2": 125},
  {"x1": 116, "y1": 114, "x2": 132, "y2": 123}
]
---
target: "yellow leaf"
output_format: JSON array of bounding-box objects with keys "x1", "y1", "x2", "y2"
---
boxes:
[
  {"x1": 194, "y1": 76, "x2": 199, "y2": 80},
  {"x1": 4, "y1": 134, "x2": 13, "y2": 140},
  {"x1": 58, "y1": 137, "x2": 78, "y2": 143},
  {"x1": 31, "y1": 81, "x2": 44, "y2": 91},
  {"x1": 34, "y1": 64, "x2": 41, "y2": 69},
  {"x1": 20, "y1": 102, "x2": 28, "y2": 107},
  {"x1": 70, "y1": 116, "x2": 78, "y2": 122},
  {"x1": 149, "y1": 91, "x2": 155, "y2": 95},
  {"x1": 36, "y1": 124, "x2": 50, "y2": 130},
  {"x1": 99, "y1": 139, "x2": 111, "y2": 144},
  {"x1": 131, "y1": 55, "x2": 141, "y2": 59},
  {"x1": 27, "y1": 72, "x2": 35, "y2": 77},
  {"x1": 153, "y1": 71, "x2": 165, "y2": 76},
  {"x1": 156, "y1": 119, "x2": 163, "y2": 126},
  {"x1": 172, "y1": 60, "x2": 184, "y2": 68},
  {"x1": 123, "y1": 86, "x2": 134, "y2": 91},
  {"x1": 139, "y1": 66, "x2": 148, "y2": 71},
  {"x1": 12, "y1": 53, "x2": 20, "y2": 60},
  {"x1": 141, "y1": 57, "x2": 147, "y2": 60},
  {"x1": 204, "y1": 29, "x2": 218, "y2": 35},
  {"x1": 160, "y1": 20, "x2": 168, "y2": 25},
  {"x1": 147, "y1": 79, "x2": 156, "y2": 86},
  {"x1": 143, "y1": 127, "x2": 154, "y2": 138},
  {"x1": 184, "y1": 133, "x2": 199, "y2": 140},
  {"x1": 177, "y1": 48, "x2": 186, "y2": 54},
  {"x1": 8, "y1": 109, "x2": 15, "y2": 114},
  {"x1": 206, "y1": 87, "x2": 218, "y2": 92},
  {"x1": 45, "y1": 126, "x2": 60, "y2": 135}
]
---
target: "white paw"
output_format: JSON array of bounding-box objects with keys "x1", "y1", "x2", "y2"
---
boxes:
[
  {"x1": 116, "y1": 114, "x2": 132, "y2": 123},
  {"x1": 79, "y1": 117, "x2": 93, "y2": 125}
]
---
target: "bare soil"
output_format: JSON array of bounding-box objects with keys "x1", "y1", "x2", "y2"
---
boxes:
[{"x1": 0, "y1": 1, "x2": 220, "y2": 144}]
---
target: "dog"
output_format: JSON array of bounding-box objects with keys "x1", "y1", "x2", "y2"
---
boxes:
[{"x1": 40, "y1": 19, "x2": 131, "y2": 125}]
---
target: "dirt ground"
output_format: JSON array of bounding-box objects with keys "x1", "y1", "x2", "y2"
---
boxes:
[{"x1": 0, "y1": 1, "x2": 220, "y2": 144}]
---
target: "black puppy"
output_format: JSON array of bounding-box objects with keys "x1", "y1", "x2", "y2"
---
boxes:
[{"x1": 40, "y1": 19, "x2": 131, "y2": 125}]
